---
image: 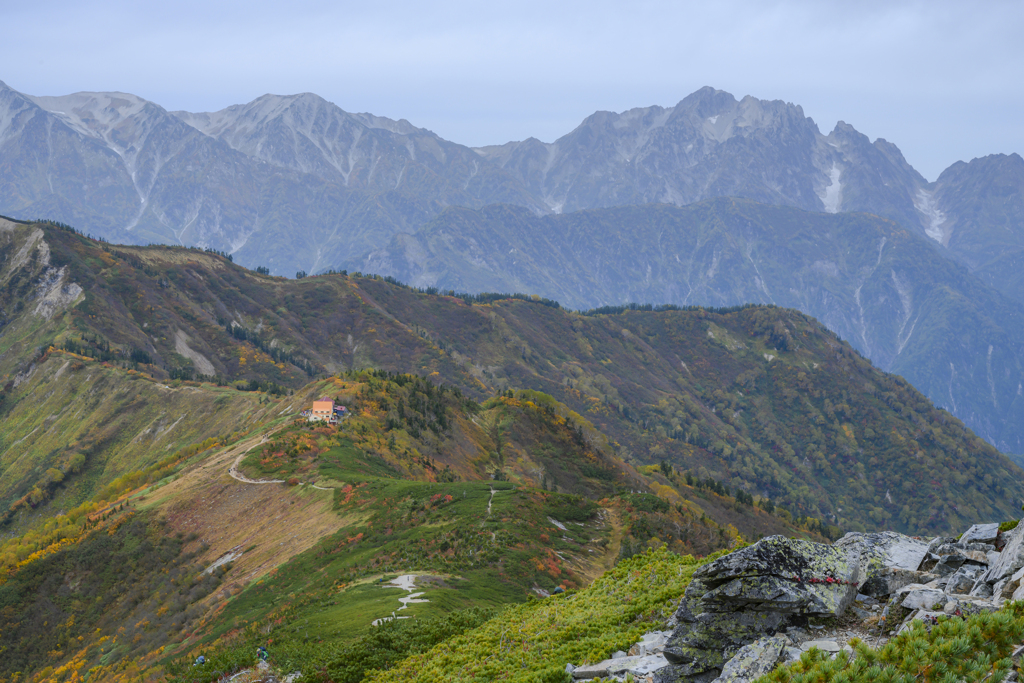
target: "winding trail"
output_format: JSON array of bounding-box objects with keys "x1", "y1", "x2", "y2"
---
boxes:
[
  {"x1": 226, "y1": 431, "x2": 335, "y2": 490},
  {"x1": 228, "y1": 434, "x2": 285, "y2": 484}
]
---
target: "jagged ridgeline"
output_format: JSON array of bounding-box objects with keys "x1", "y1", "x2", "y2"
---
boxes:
[{"x1": 1, "y1": 217, "x2": 1021, "y2": 537}]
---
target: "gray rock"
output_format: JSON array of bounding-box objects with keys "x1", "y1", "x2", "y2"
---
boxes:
[
  {"x1": 785, "y1": 626, "x2": 809, "y2": 644},
  {"x1": 666, "y1": 536, "x2": 859, "y2": 674},
  {"x1": 899, "y1": 587, "x2": 947, "y2": 610},
  {"x1": 961, "y1": 523, "x2": 1000, "y2": 545},
  {"x1": 985, "y1": 523, "x2": 1024, "y2": 583},
  {"x1": 665, "y1": 610, "x2": 789, "y2": 672},
  {"x1": 629, "y1": 631, "x2": 671, "y2": 657},
  {"x1": 946, "y1": 564, "x2": 987, "y2": 594},
  {"x1": 623, "y1": 654, "x2": 672, "y2": 677},
  {"x1": 801, "y1": 639, "x2": 842, "y2": 653},
  {"x1": 850, "y1": 605, "x2": 872, "y2": 619},
  {"x1": 571, "y1": 661, "x2": 611, "y2": 679},
  {"x1": 960, "y1": 541, "x2": 999, "y2": 554},
  {"x1": 970, "y1": 579, "x2": 995, "y2": 598},
  {"x1": 962, "y1": 550, "x2": 991, "y2": 564},
  {"x1": 612, "y1": 650, "x2": 627, "y2": 659},
  {"x1": 835, "y1": 532, "x2": 928, "y2": 587},
  {"x1": 713, "y1": 635, "x2": 789, "y2": 683},
  {"x1": 565, "y1": 663, "x2": 575, "y2": 674},
  {"x1": 654, "y1": 667, "x2": 720, "y2": 683},
  {"x1": 932, "y1": 553, "x2": 967, "y2": 577},
  {"x1": 574, "y1": 653, "x2": 673, "y2": 679},
  {"x1": 927, "y1": 536, "x2": 959, "y2": 553},
  {"x1": 694, "y1": 536, "x2": 860, "y2": 616},
  {"x1": 860, "y1": 567, "x2": 938, "y2": 598}
]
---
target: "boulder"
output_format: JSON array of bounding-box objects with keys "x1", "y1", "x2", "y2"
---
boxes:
[
  {"x1": 860, "y1": 567, "x2": 938, "y2": 598},
  {"x1": 629, "y1": 631, "x2": 671, "y2": 657},
  {"x1": 664, "y1": 536, "x2": 858, "y2": 676},
  {"x1": 970, "y1": 579, "x2": 995, "y2": 598},
  {"x1": 927, "y1": 536, "x2": 959, "y2": 552},
  {"x1": 693, "y1": 536, "x2": 860, "y2": 616},
  {"x1": 571, "y1": 654, "x2": 671, "y2": 679},
  {"x1": 664, "y1": 610, "x2": 789, "y2": 672},
  {"x1": 898, "y1": 587, "x2": 947, "y2": 610},
  {"x1": 834, "y1": 532, "x2": 928, "y2": 588},
  {"x1": 984, "y1": 523, "x2": 1024, "y2": 584},
  {"x1": 800, "y1": 639, "x2": 842, "y2": 653},
  {"x1": 713, "y1": 635, "x2": 789, "y2": 683},
  {"x1": 960, "y1": 523, "x2": 1000, "y2": 545},
  {"x1": 654, "y1": 667, "x2": 720, "y2": 683},
  {"x1": 932, "y1": 553, "x2": 967, "y2": 577},
  {"x1": 946, "y1": 564, "x2": 987, "y2": 595}
]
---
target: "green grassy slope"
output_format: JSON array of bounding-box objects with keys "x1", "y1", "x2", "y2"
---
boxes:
[
  {"x1": 1, "y1": 218, "x2": 1019, "y2": 535},
  {"x1": 0, "y1": 353, "x2": 279, "y2": 534}
]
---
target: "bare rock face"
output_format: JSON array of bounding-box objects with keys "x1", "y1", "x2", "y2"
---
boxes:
[
  {"x1": 694, "y1": 536, "x2": 860, "y2": 615},
  {"x1": 960, "y1": 523, "x2": 1001, "y2": 545},
  {"x1": 834, "y1": 531, "x2": 930, "y2": 589},
  {"x1": 662, "y1": 536, "x2": 859, "y2": 678},
  {"x1": 984, "y1": 523, "x2": 1024, "y2": 584}
]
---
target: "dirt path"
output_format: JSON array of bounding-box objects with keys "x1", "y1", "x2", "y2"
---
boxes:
[
  {"x1": 599, "y1": 508, "x2": 624, "y2": 573},
  {"x1": 226, "y1": 430, "x2": 338, "y2": 490},
  {"x1": 228, "y1": 434, "x2": 285, "y2": 484}
]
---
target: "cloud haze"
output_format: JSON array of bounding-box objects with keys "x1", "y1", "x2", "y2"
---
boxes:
[{"x1": 4, "y1": 0, "x2": 1022, "y2": 180}]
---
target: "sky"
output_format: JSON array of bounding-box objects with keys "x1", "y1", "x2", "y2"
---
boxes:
[{"x1": 4, "y1": 0, "x2": 1023, "y2": 181}]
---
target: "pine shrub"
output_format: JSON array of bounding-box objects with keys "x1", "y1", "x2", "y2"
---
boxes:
[{"x1": 757, "y1": 602, "x2": 1024, "y2": 683}]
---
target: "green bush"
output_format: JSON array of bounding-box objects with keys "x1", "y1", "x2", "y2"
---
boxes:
[
  {"x1": 366, "y1": 546, "x2": 721, "y2": 683},
  {"x1": 756, "y1": 602, "x2": 1024, "y2": 683},
  {"x1": 1000, "y1": 519, "x2": 1019, "y2": 533}
]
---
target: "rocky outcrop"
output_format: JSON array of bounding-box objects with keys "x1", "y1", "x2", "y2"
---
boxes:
[
  {"x1": 569, "y1": 521, "x2": 1021, "y2": 683},
  {"x1": 660, "y1": 535, "x2": 858, "y2": 678}
]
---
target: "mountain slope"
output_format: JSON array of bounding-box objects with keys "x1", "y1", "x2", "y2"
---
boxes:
[
  {"x1": 0, "y1": 81, "x2": 544, "y2": 277},
  {"x1": 1, "y1": 218, "x2": 1020, "y2": 535},
  {"x1": 173, "y1": 93, "x2": 542, "y2": 212},
  {"x1": 923, "y1": 153, "x2": 1024, "y2": 304},
  {"x1": 350, "y1": 198, "x2": 1024, "y2": 454}
]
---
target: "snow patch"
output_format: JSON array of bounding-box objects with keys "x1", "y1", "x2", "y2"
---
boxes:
[
  {"x1": 818, "y1": 163, "x2": 842, "y2": 213},
  {"x1": 372, "y1": 575, "x2": 431, "y2": 626},
  {"x1": 707, "y1": 115, "x2": 719, "y2": 124},
  {"x1": 914, "y1": 189, "x2": 948, "y2": 243}
]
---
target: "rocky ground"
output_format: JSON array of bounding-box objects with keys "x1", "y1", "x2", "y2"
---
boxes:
[{"x1": 566, "y1": 521, "x2": 1023, "y2": 682}]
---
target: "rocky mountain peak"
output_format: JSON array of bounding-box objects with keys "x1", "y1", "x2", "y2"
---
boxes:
[{"x1": 27, "y1": 91, "x2": 179, "y2": 160}]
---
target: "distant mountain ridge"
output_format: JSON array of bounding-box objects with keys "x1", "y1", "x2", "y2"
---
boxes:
[
  {"x1": 3, "y1": 79, "x2": 1024, "y2": 452},
  {"x1": 474, "y1": 87, "x2": 927, "y2": 229},
  {"x1": 3, "y1": 81, "x2": 1021, "y2": 290}
]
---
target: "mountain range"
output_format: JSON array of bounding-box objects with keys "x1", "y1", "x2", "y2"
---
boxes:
[{"x1": 2, "y1": 80, "x2": 1023, "y2": 456}]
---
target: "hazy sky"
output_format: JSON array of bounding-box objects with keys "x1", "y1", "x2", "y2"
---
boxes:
[{"x1": 4, "y1": 0, "x2": 1022, "y2": 180}]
